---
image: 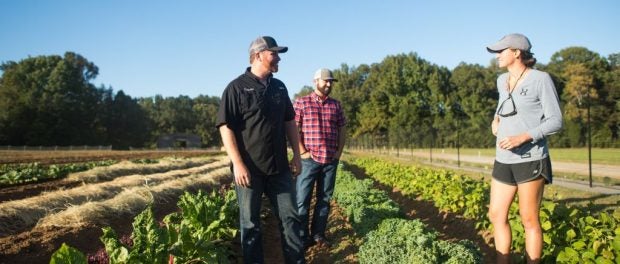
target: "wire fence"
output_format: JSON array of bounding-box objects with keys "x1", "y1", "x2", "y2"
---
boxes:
[
  {"x1": 0, "y1": 145, "x2": 113, "y2": 151},
  {"x1": 0, "y1": 146, "x2": 223, "y2": 152}
]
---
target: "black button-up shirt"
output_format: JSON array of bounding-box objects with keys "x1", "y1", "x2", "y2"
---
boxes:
[{"x1": 217, "y1": 68, "x2": 294, "y2": 176}]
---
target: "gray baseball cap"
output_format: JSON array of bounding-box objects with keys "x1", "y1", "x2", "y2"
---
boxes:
[
  {"x1": 487, "y1": 33, "x2": 531, "y2": 53},
  {"x1": 314, "y1": 68, "x2": 338, "y2": 81},
  {"x1": 249, "y1": 36, "x2": 288, "y2": 55}
]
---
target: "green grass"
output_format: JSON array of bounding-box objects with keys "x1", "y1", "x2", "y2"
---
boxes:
[{"x1": 407, "y1": 147, "x2": 620, "y2": 165}]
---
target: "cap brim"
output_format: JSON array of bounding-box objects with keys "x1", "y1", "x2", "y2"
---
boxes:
[
  {"x1": 487, "y1": 42, "x2": 508, "y2": 53},
  {"x1": 268, "y1": 46, "x2": 288, "y2": 53},
  {"x1": 487, "y1": 47, "x2": 500, "y2": 53}
]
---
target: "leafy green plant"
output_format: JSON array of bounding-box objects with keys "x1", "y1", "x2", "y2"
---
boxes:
[
  {"x1": 556, "y1": 208, "x2": 620, "y2": 263},
  {"x1": 101, "y1": 206, "x2": 169, "y2": 264},
  {"x1": 164, "y1": 189, "x2": 238, "y2": 263},
  {"x1": 333, "y1": 169, "x2": 401, "y2": 236},
  {"x1": 0, "y1": 160, "x2": 116, "y2": 186},
  {"x1": 358, "y1": 218, "x2": 482, "y2": 264},
  {"x1": 53, "y1": 188, "x2": 241, "y2": 264},
  {"x1": 350, "y1": 158, "x2": 490, "y2": 228},
  {"x1": 51, "y1": 185, "x2": 239, "y2": 263},
  {"x1": 335, "y1": 165, "x2": 482, "y2": 263},
  {"x1": 49, "y1": 243, "x2": 87, "y2": 264},
  {"x1": 349, "y1": 157, "x2": 620, "y2": 263}
]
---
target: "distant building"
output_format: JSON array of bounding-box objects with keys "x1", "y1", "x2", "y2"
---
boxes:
[{"x1": 157, "y1": 133, "x2": 202, "y2": 149}]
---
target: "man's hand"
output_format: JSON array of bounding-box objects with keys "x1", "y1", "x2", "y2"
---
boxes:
[
  {"x1": 233, "y1": 162, "x2": 251, "y2": 188},
  {"x1": 290, "y1": 154, "x2": 302, "y2": 177}
]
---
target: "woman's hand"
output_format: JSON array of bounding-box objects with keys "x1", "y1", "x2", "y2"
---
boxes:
[{"x1": 498, "y1": 133, "x2": 532, "y2": 150}]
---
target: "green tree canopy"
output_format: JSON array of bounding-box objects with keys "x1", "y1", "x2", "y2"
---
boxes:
[{"x1": 0, "y1": 52, "x2": 100, "y2": 145}]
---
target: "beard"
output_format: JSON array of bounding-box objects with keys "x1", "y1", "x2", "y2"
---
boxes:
[
  {"x1": 318, "y1": 86, "x2": 331, "y2": 96},
  {"x1": 269, "y1": 61, "x2": 279, "y2": 73}
]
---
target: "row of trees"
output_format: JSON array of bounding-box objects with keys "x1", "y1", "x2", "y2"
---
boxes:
[
  {"x1": 0, "y1": 48, "x2": 618, "y2": 149},
  {"x1": 0, "y1": 52, "x2": 220, "y2": 149},
  {"x1": 311, "y1": 47, "x2": 619, "y2": 148}
]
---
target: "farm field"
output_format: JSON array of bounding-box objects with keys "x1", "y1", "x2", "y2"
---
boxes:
[
  {"x1": 1, "y1": 150, "x2": 617, "y2": 263},
  {"x1": 0, "y1": 150, "x2": 488, "y2": 263},
  {"x1": 0, "y1": 151, "x2": 368, "y2": 263},
  {"x1": 0, "y1": 151, "x2": 235, "y2": 263}
]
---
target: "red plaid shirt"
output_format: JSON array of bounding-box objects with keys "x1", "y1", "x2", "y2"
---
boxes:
[{"x1": 293, "y1": 92, "x2": 346, "y2": 164}]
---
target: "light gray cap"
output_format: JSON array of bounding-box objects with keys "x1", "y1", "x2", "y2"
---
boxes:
[
  {"x1": 249, "y1": 36, "x2": 288, "y2": 55},
  {"x1": 314, "y1": 68, "x2": 337, "y2": 81},
  {"x1": 487, "y1": 33, "x2": 532, "y2": 53}
]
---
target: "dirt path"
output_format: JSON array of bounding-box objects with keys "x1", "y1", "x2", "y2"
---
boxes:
[{"x1": 260, "y1": 193, "x2": 359, "y2": 263}]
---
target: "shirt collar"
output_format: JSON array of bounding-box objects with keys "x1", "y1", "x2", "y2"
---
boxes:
[
  {"x1": 311, "y1": 91, "x2": 329, "y2": 104},
  {"x1": 245, "y1": 67, "x2": 271, "y2": 86}
]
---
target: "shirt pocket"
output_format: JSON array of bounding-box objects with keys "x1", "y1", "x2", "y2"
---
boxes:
[{"x1": 240, "y1": 90, "x2": 263, "y2": 115}]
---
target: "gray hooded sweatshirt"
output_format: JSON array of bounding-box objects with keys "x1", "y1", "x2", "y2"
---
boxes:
[{"x1": 495, "y1": 69, "x2": 563, "y2": 164}]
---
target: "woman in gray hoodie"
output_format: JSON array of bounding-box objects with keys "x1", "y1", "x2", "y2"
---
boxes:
[{"x1": 486, "y1": 33, "x2": 563, "y2": 264}]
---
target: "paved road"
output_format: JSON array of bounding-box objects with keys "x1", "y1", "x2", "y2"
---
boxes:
[{"x1": 352, "y1": 150, "x2": 620, "y2": 195}]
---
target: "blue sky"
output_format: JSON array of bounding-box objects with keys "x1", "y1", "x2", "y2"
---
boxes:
[{"x1": 1, "y1": 0, "x2": 618, "y2": 98}]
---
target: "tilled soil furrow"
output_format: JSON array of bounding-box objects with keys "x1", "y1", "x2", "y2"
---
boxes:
[
  {"x1": 0, "y1": 166, "x2": 232, "y2": 260},
  {"x1": 0, "y1": 156, "x2": 229, "y2": 238}
]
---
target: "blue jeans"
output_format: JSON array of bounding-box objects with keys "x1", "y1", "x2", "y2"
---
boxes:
[
  {"x1": 236, "y1": 171, "x2": 305, "y2": 264},
  {"x1": 296, "y1": 158, "x2": 339, "y2": 243}
]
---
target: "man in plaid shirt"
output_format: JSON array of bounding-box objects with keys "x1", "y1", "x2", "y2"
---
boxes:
[{"x1": 293, "y1": 68, "x2": 346, "y2": 249}]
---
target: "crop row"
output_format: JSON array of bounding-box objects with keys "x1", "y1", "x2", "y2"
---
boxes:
[
  {"x1": 333, "y1": 164, "x2": 483, "y2": 263},
  {"x1": 51, "y1": 188, "x2": 239, "y2": 263},
  {"x1": 350, "y1": 157, "x2": 620, "y2": 263},
  {"x1": 0, "y1": 157, "x2": 228, "y2": 238},
  {"x1": 0, "y1": 160, "x2": 117, "y2": 186}
]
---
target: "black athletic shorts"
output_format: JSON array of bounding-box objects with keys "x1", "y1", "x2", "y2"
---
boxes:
[{"x1": 492, "y1": 157, "x2": 552, "y2": 186}]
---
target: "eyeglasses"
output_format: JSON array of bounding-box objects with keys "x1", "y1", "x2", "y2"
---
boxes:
[{"x1": 497, "y1": 94, "x2": 517, "y2": 117}]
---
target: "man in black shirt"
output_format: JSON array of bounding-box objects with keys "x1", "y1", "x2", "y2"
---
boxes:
[{"x1": 216, "y1": 36, "x2": 305, "y2": 264}]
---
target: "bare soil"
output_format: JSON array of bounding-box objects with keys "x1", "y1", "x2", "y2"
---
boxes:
[{"x1": 260, "y1": 196, "x2": 360, "y2": 264}]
